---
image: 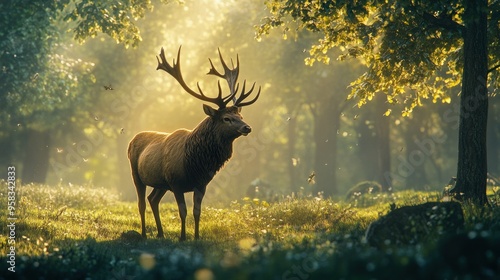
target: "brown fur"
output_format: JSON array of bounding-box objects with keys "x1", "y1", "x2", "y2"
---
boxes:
[{"x1": 128, "y1": 106, "x2": 250, "y2": 240}]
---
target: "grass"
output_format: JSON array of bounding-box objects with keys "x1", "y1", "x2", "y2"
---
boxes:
[{"x1": 1, "y1": 181, "x2": 500, "y2": 279}]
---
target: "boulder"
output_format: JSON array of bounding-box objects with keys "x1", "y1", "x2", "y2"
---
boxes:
[{"x1": 365, "y1": 201, "x2": 464, "y2": 248}]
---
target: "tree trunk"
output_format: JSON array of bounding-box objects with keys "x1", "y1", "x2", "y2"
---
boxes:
[
  {"x1": 22, "y1": 129, "x2": 51, "y2": 184},
  {"x1": 312, "y1": 98, "x2": 338, "y2": 196},
  {"x1": 375, "y1": 94, "x2": 391, "y2": 191},
  {"x1": 487, "y1": 103, "x2": 499, "y2": 176},
  {"x1": 451, "y1": 0, "x2": 488, "y2": 204},
  {"x1": 355, "y1": 95, "x2": 391, "y2": 190},
  {"x1": 356, "y1": 113, "x2": 379, "y2": 182},
  {"x1": 403, "y1": 110, "x2": 428, "y2": 189},
  {"x1": 117, "y1": 133, "x2": 135, "y2": 200},
  {"x1": 287, "y1": 114, "x2": 299, "y2": 193},
  {"x1": 0, "y1": 132, "x2": 15, "y2": 170}
]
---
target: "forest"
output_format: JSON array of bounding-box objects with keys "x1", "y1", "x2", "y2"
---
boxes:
[
  {"x1": 1, "y1": 0, "x2": 500, "y2": 279},
  {"x1": 2, "y1": 0, "x2": 500, "y2": 202}
]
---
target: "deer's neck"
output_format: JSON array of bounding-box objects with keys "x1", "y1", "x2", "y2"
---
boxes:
[{"x1": 185, "y1": 118, "x2": 234, "y2": 184}]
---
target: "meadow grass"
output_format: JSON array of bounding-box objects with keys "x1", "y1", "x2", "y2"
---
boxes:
[{"x1": 1, "y1": 181, "x2": 500, "y2": 279}]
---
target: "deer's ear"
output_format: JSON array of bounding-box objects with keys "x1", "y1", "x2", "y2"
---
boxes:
[
  {"x1": 203, "y1": 104, "x2": 217, "y2": 117},
  {"x1": 236, "y1": 106, "x2": 242, "y2": 113}
]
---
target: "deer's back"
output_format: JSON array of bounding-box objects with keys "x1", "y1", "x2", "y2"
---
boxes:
[{"x1": 128, "y1": 130, "x2": 190, "y2": 188}]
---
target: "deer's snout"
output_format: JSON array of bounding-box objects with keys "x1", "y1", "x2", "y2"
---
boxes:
[{"x1": 239, "y1": 125, "x2": 252, "y2": 136}]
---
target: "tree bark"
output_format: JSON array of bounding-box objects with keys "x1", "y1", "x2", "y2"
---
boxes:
[
  {"x1": 287, "y1": 114, "x2": 299, "y2": 193},
  {"x1": 117, "y1": 133, "x2": 135, "y2": 200},
  {"x1": 451, "y1": 0, "x2": 488, "y2": 204},
  {"x1": 312, "y1": 97, "x2": 339, "y2": 196},
  {"x1": 403, "y1": 110, "x2": 429, "y2": 189},
  {"x1": 487, "y1": 103, "x2": 499, "y2": 176},
  {"x1": 356, "y1": 113, "x2": 379, "y2": 182},
  {"x1": 22, "y1": 129, "x2": 51, "y2": 184},
  {"x1": 355, "y1": 95, "x2": 392, "y2": 190},
  {"x1": 375, "y1": 94, "x2": 392, "y2": 191}
]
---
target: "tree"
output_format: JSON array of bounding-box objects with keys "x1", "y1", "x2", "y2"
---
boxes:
[
  {"x1": 0, "y1": 0, "x2": 166, "y2": 183},
  {"x1": 0, "y1": 0, "x2": 97, "y2": 182},
  {"x1": 257, "y1": 0, "x2": 500, "y2": 204},
  {"x1": 0, "y1": 0, "x2": 158, "y2": 113}
]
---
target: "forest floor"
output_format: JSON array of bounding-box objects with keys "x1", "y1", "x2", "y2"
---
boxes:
[{"x1": 1, "y1": 181, "x2": 500, "y2": 279}]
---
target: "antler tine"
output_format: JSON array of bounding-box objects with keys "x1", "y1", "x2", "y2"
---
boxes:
[
  {"x1": 207, "y1": 48, "x2": 240, "y2": 106},
  {"x1": 156, "y1": 46, "x2": 225, "y2": 108},
  {"x1": 222, "y1": 83, "x2": 240, "y2": 103},
  {"x1": 234, "y1": 80, "x2": 262, "y2": 107},
  {"x1": 156, "y1": 46, "x2": 260, "y2": 109},
  {"x1": 215, "y1": 80, "x2": 224, "y2": 101}
]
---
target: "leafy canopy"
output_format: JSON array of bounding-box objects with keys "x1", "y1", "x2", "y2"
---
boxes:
[
  {"x1": 64, "y1": 0, "x2": 169, "y2": 48},
  {"x1": 0, "y1": 0, "x2": 168, "y2": 129},
  {"x1": 257, "y1": 0, "x2": 500, "y2": 116}
]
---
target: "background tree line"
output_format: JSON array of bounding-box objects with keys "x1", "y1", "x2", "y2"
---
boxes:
[{"x1": 1, "y1": 0, "x2": 499, "y2": 204}]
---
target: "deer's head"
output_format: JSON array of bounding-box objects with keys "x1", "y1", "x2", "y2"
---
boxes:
[{"x1": 156, "y1": 46, "x2": 260, "y2": 138}]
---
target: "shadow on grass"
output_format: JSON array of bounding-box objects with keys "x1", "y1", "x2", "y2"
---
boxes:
[
  {"x1": 3, "y1": 228, "x2": 500, "y2": 280},
  {"x1": 1, "y1": 229, "x2": 230, "y2": 280}
]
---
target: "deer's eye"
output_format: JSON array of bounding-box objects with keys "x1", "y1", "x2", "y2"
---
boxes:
[{"x1": 223, "y1": 117, "x2": 231, "y2": 123}]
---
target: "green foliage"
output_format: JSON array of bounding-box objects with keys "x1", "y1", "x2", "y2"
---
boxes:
[
  {"x1": 19, "y1": 54, "x2": 96, "y2": 130},
  {"x1": 0, "y1": 0, "x2": 165, "y2": 129},
  {"x1": 64, "y1": 0, "x2": 155, "y2": 48},
  {"x1": 0, "y1": 2, "x2": 108, "y2": 133},
  {"x1": 257, "y1": 0, "x2": 500, "y2": 115},
  {"x1": 0, "y1": 0, "x2": 178, "y2": 186},
  {"x1": 3, "y1": 182, "x2": 500, "y2": 279},
  {"x1": 346, "y1": 188, "x2": 442, "y2": 209},
  {"x1": 0, "y1": 0, "x2": 67, "y2": 123}
]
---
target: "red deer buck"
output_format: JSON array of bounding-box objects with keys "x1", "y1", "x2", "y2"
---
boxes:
[{"x1": 128, "y1": 46, "x2": 260, "y2": 241}]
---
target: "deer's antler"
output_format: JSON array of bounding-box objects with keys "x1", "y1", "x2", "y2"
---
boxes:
[
  {"x1": 156, "y1": 46, "x2": 226, "y2": 108},
  {"x1": 156, "y1": 46, "x2": 260, "y2": 109},
  {"x1": 207, "y1": 48, "x2": 239, "y2": 106},
  {"x1": 233, "y1": 80, "x2": 261, "y2": 107}
]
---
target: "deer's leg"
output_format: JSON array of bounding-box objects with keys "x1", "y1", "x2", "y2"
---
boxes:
[
  {"x1": 173, "y1": 191, "x2": 187, "y2": 241},
  {"x1": 193, "y1": 187, "x2": 206, "y2": 240},
  {"x1": 148, "y1": 188, "x2": 167, "y2": 238},
  {"x1": 133, "y1": 176, "x2": 147, "y2": 238}
]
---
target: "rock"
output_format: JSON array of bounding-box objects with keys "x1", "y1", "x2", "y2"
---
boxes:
[{"x1": 365, "y1": 201, "x2": 464, "y2": 248}]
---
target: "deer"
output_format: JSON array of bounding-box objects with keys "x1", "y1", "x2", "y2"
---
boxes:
[{"x1": 128, "y1": 46, "x2": 260, "y2": 241}]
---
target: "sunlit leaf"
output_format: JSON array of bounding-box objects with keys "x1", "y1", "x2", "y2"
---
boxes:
[{"x1": 254, "y1": 0, "x2": 498, "y2": 115}]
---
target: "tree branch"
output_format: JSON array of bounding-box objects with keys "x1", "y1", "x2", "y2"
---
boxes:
[
  {"x1": 422, "y1": 12, "x2": 465, "y2": 35},
  {"x1": 488, "y1": 63, "x2": 500, "y2": 74}
]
